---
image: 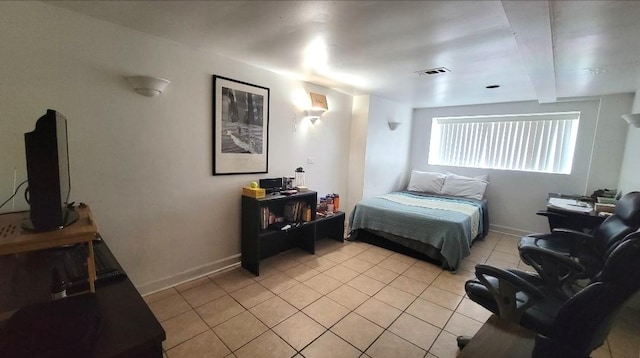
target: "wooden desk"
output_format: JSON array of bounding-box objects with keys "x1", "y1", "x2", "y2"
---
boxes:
[
  {"x1": 458, "y1": 315, "x2": 536, "y2": 358},
  {"x1": 540, "y1": 194, "x2": 606, "y2": 233},
  {"x1": 0, "y1": 239, "x2": 165, "y2": 357},
  {"x1": 0, "y1": 206, "x2": 98, "y2": 291}
]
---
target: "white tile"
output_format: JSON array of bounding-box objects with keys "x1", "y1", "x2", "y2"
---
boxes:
[
  {"x1": 212, "y1": 311, "x2": 268, "y2": 351},
  {"x1": 365, "y1": 331, "x2": 426, "y2": 358},
  {"x1": 273, "y1": 312, "x2": 326, "y2": 351},
  {"x1": 161, "y1": 310, "x2": 209, "y2": 350},
  {"x1": 388, "y1": 313, "x2": 440, "y2": 351},
  {"x1": 303, "y1": 296, "x2": 350, "y2": 328},
  {"x1": 301, "y1": 331, "x2": 361, "y2": 358},
  {"x1": 406, "y1": 298, "x2": 453, "y2": 328},
  {"x1": 373, "y1": 285, "x2": 416, "y2": 311},
  {"x1": 234, "y1": 330, "x2": 296, "y2": 358},
  {"x1": 166, "y1": 330, "x2": 230, "y2": 358},
  {"x1": 354, "y1": 298, "x2": 402, "y2": 329},
  {"x1": 331, "y1": 312, "x2": 384, "y2": 351}
]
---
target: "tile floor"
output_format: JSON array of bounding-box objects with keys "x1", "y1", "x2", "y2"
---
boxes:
[{"x1": 144, "y1": 232, "x2": 640, "y2": 358}]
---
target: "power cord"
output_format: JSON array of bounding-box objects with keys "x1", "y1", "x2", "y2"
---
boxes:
[{"x1": 0, "y1": 180, "x2": 28, "y2": 209}]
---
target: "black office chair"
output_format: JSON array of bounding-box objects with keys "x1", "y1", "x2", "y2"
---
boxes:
[
  {"x1": 518, "y1": 191, "x2": 640, "y2": 291},
  {"x1": 463, "y1": 232, "x2": 640, "y2": 358}
]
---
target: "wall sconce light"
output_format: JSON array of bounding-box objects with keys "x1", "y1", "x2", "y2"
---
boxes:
[
  {"x1": 388, "y1": 121, "x2": 401, "y2": 131},
  {"x1": 622, "y1": 113, "x2": 640, "y2": 128},
  {"x1": 125, "y1": 75, "x2": 171, "y2": 97},
  {"x1": 304, "y1": 92, "x2": 328, "y2": 124}
]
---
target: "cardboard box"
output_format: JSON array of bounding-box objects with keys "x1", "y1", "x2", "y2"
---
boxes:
[
  {"x1": 242, "y1": 187, "x2": 265, "y2": 199},
  {"x1": 595, "y1": 203, "x2": 615, "y2": 213}
]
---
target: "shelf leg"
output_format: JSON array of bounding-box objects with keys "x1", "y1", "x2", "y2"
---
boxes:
[{"x1": 87, "y1": 241, "x2": 97, "y2": 293}]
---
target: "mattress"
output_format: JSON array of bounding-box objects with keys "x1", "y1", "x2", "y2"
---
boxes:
[{"x1": 349, "y1": 191, "x2": 488, "y2": 270}]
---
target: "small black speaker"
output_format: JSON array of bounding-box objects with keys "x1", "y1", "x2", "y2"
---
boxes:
[{"x1": 259, "y1": 178, "x2": 283, "y2": 194}]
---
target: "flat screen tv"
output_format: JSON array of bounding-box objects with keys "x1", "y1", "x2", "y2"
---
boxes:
[{"x1": 23, "y1": 109, "x2": 78, "y2": 231}]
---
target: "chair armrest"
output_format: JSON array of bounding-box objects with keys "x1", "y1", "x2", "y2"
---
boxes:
[
  {"x1": 474, "y1": 264, "x2": 545, "y2": 322},
  {"x1": 548, "y1": 228, "x2": 594, "y2": 255},
  {"x1": 550, "y1": 228, "x2": 593, "y2": 241},
  {"x1": 475, "y1": 265, "x2": 545, "y2": 299},
  {"x1": 536, "y1": 210, "x2": 568, "y2": 220},
  {"x1": 519, "y1": 246, "x2": 585, "y2": 299},
  {"x1": 536, "y1": 210, "x2": 569, "y2": 231}
]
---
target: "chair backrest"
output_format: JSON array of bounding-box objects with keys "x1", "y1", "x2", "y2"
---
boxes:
[
  {"x1": 542, "y1": 234, "x2": 640, "y2": 356},
  {"x1": 592, "y1": 191, "x2": 640, "y2": 255}
]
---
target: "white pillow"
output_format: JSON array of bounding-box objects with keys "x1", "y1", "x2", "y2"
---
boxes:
[
  {"x1": 441, "y1": 173, "x2": 488, "y2": 200},
  {"x1": 446, "y1": 172, "x2": 489, "y2": 183},
  {"x1": 407, "y1": 170, "x2": 446, "y2": 194}
]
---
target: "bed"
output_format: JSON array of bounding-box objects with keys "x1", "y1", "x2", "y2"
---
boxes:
[{"x1": 348, "y1": 171, "x2": 489, "y2": 271}]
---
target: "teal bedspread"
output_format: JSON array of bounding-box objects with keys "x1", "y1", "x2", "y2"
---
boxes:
[{"x1": 349, "y1": 191, "x2": 486, "y2": 270}]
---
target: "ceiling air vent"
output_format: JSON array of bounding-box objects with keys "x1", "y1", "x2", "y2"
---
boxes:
[{"x1": 415, "y1": 67, "x2": 450, "y2": 76}]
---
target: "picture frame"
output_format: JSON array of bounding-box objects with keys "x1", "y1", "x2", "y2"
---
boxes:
[{"x1": 212, "y1": 75, "x2": 269, "y2": 175}]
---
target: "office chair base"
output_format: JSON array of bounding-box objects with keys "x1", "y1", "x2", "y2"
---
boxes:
[{"x1": 456, "y1": 335, "x2": 471, "y2": 349}]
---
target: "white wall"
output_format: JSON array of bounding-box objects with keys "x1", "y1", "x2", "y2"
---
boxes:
[
  {"x1": 362, "y1": 96, "x2": 413, "y2": 199},
  {"x1": 411, "y1": 95, "x2": 632, "y2": 234},
  {"x1": 345, "y1": 95, "x2": 412, "y2": 220},
  {"x1": 0, "y1": 2, "x2": 352, "y2": 294},
  {"x1": 618, "y1": 91, "x2": 640, "y2": 194},
  {"x1": 588, "y1": 94, "x2": 635, "y2": 193},
  {"x1": 346, "y1": 96, "x2": 370, "y2": 215}
]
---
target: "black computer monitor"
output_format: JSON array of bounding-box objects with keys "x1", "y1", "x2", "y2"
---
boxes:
[{"x1": 23, "y1": 109, "x2": 78, "y2": 231}]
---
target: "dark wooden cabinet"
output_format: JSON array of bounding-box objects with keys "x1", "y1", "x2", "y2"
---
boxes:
[
  {"x1": 241, "y1": 191, "x2": 345, "y2": 276},
  {"x1": 0, "y1": 238, "x2": 165, "y2": 357}
]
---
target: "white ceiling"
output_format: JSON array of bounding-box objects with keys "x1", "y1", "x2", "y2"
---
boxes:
[{"x1": 47, "y1": 0, "x2": 640, "y2": 108}]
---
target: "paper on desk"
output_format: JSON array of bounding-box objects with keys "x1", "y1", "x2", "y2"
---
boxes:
[{"x1": 548, "y1": 197, "x2": 593, "y2": 213}]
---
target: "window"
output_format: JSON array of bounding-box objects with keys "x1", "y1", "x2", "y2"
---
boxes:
[{"x1": 428, "y1": 112, "x2": 580, "y2": 174}]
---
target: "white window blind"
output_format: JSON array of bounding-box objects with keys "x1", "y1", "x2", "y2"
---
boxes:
[{"x1": 428, "y1": 112, "x2": 580, "y2": 174}]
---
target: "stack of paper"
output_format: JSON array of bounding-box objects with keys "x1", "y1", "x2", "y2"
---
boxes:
[{"x1": 548, "y1": 197, "x2": 593, "y2": 213}]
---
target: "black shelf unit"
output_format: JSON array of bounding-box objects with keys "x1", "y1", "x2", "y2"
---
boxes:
[
  {"x1": 241, "y1": 191, "x2": 345, "y2": 276},
  {"x1": 315, "y1": 212, "x2": 346, "y2": 242}
]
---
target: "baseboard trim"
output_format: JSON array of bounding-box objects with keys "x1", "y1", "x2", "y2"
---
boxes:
[
  {"x1": 489, "y1": 224, "x2": 535, "y2": 238},
  {"x1": 138, "y1": 254, "x2": 241, "y2": 296}
]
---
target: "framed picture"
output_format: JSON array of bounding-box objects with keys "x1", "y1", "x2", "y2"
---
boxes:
[{"x1": 212, "y1": 75, "x2": 269, "y2": 175}]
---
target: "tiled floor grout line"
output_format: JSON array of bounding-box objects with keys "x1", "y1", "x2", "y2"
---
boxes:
[
  {"x1": 263, "y1": 260, "x2": 369, "y2": 355},
  {"x1": 330, "y1": 254, "x2": 428, "y2": 356},
  {"x1": 164, "y1": 278, "x2": 234, "y2": 355},
  {"x1": 330, "y1": 241, "x2": 478, "y2": 354},
  {"x1": 254, "y1": 278, "x2": 327, "y2": 356},
  {"x1": 372, "y1": 262, "x2": 436, "y2": 354},
  {"x1": 239, "y1": 248, "x2": 415, "y2": 356},
  {"x1": 179, "y1": 246, "x2": 351, "y2": 354},
  {"x1": 371, "y1": 264, "x2": 481, "y2": 356},
  {"x1": 164, "y1": 271, "x2": 462, "y2": 357},
  {"x1": 282, "y1": 252, "x2": 394, "y2": 355},
  {"x1": 156, "y1": 233, "x2": 638, "y2": 358},
  {"x1": 276, "y1": 255, "x2": 452, "y2": 357},
  {"x1": 304, "y1": 256, "x2": 458, "y2": 357},
  {"x1": 202, "y1": 257, "x2": 370, "y2": 356}
]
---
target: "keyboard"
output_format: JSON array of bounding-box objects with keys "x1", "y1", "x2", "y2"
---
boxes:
[{"x1": 62, "y1": 240, "x2": 126, "y2": 288}]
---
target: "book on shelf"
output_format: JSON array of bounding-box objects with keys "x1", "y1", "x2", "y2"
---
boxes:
[
  {"x1": 261, "y1": 207, "x2": 269, "y2": 230},
  {"x1": 283, "y1": 201, "x2": 310, "y2": 223}
]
